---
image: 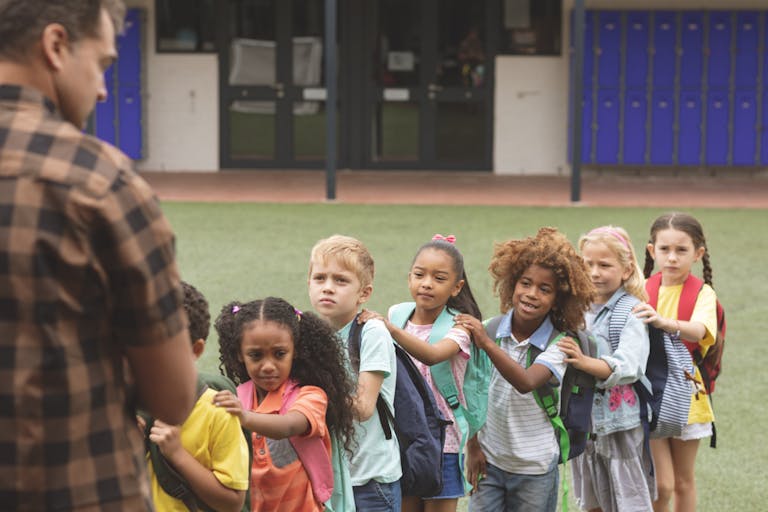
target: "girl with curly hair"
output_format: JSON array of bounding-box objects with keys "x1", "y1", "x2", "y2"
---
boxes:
[
  {"x1": 213, "y1": 297, "x2": 356, "y2": 512},
  {"x1": 455, "y1": 227, "x2": 595, "y2": 512}
]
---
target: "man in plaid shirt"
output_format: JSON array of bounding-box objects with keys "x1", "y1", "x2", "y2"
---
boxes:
[{"x1": 0, "y1": 1, "x2": 198, "y2": 510}]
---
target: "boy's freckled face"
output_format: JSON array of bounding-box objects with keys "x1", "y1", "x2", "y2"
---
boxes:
[{"x1": 308, "y1": 258, "x2": 371, "y2": 330}]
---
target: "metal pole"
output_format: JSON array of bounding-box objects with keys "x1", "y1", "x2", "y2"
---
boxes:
[
  {"x1": 571, "y1": 0, "x2": 586, "y2": 203},
  {"x1": 324, "y1": 0, "x2": 337, "y2": 200}
]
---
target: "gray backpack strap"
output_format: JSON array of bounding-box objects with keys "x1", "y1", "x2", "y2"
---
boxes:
[
  {"x1": 608, "y1": 293, "x2": 641, "y2": 351},
  {"x1": 483, "y1": 315, "x2": 505, "y2": 342}
]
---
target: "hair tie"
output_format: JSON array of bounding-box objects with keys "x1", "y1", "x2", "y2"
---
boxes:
[
  {"x1": 587, "y1": 227, "x2": 630, "y2": 250},
  {"x1": 432, "y1": 234, "x2": 456, "y2": 244},
  {"x1": 231, "y1": 305, "x2": 240, "y2": 314},
  {"x1": 294, "y1": 308, "x2": 302, "y2": 321}
]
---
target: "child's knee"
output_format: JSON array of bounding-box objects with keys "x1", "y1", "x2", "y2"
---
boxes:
[{"x1": 655, "y1": 480, "x2": 675, "y2": 503}]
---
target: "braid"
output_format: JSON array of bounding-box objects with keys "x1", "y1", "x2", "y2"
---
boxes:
[
  {"x1": 701, "y1": 249, "x2": 713, "y2": 287},
  {"x1": 643, "y1": 247, "x2": 656, "y2": 278}
]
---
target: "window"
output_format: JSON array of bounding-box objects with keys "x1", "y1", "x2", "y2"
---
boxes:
[
  {"x1": 499, "y1": 0, "x2": 561, "y2": 55},
  {"x1": 156, "y1": 0, "x2": 216, "y2": 52}
]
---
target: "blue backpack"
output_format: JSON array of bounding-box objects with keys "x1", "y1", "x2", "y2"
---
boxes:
[
  {"x1": 388, "y1": 303, "x2": 491, "y2": 493},
  {"x1": 484, "y1": 314, "x2": 596, "y2": 464},
  {"x1": 347, "y1": 315, "x2": 449, "y2": 497}
]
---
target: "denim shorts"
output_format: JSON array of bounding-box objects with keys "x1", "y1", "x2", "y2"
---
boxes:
[
  {"x1": 468, "y1": 459, "x2": 559, "y2": 512},
  {"x1": 425, "y1": 452, "x2": 465, "y2": 500},
  {"x1": 353, "y1": 478, "x2": 402, "y2": 512}
]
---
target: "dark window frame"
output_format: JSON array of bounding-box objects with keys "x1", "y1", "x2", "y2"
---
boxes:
[
  {"x1": 497, "y1": 0, "x2": 562, "y2": 56},
  {"x1": 155, "y1": 0, "x2": 217, "y2": 53}
]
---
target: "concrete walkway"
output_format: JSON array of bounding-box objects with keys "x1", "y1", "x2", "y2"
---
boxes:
[{"x1": 142, "y1": 169, "x2": 768, "y2": 209}]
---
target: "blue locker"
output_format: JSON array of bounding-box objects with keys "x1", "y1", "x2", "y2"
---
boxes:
[
  {"x1": 118, "y1": 87, "x2": 143, "y2": 160},
  {"x1": 732, "y1": 91, "x2": 756, "y2": 165},
  {"x1": 623, "y1": 90, "x2": 646, "y2": 164},
  {"x1": 678, "y1": 91, "x2": 702, "y2": 165},
  {"x1": 680, "y1": 12, "x2": 704, "y2": 88},
  {"x1": 735, "y1": 52, "x2": 758, "y2": 88},
  {"x1": 582, "y1": 95, "x2": 594, "y2": 163},
  {"x1": 707, "y1": 52, "x2": 731, "y2": 89},
  {"x1": 762, "y1": 91, "x2": 768, "y2": 165},
  {"x1": 94, "y1": 66, "x2": 116, "y2": 145},
  {"x1": 597, "y1": 12, "x2": 622, "y2": 87},
  {"x1": 735, "y1": 12, "x2": 759, "y2": 53},
  {"x1": 650, "y1": 90, "x2": 675, "y2": 165},
  {"x1": 117, "y1": 9, "x2": 142, "y2": 86},
  {"x1": 652, "y1": 12, "x2": 677, "y2": 88},
  {"x1": 596, "y1": 89, "x2": 620, "y2": 164},
  {"x1": 705, "y1": 91, "x2": 729, "y2": 165},
  {"x1": 707, "y1": 12, "x2": 732, "y2": 55},
  {"x1": 625, "y1": 12, "x2": 649, "y2": 88}
]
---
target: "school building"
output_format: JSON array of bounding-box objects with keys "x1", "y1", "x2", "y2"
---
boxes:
[{"x1": 100, "y1": 1, "x2": 768, "y2": 175}]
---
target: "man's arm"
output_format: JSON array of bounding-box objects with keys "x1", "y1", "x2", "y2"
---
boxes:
[{"x1": 125, "y1": 329, "x2": 197, "y2": 425}]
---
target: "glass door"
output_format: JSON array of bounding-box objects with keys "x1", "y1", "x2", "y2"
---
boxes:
[
  {"x1": 219, "y1": 0, "x2": 337, "y2": 168},
  {"x1": 365, "y1": 0, "x2": 492, "y2": 169}
]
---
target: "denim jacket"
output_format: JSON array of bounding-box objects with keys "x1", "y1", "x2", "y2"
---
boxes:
[{"x1": 588, "y1": 288, "x2": 650, "y2": 436}]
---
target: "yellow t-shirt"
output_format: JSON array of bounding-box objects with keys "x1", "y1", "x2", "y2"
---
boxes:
[
  {"x1": 148, "y1": 388, "x2": 250, "y2": 511},
  {"x1": 656, "y1": 282, "x2": 717, "y2": 424}
]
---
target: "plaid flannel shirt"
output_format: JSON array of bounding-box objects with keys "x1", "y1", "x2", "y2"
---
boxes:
[{"x1": 0, "y1": 85, "x2": 187, "y2": 511}]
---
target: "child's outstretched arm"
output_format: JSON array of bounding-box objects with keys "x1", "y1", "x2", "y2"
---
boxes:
[
  {"x1": 632, "y1": 302, "x2": 708, "y2": 342},
  {"x1": 455, "y1": 313, "x2": 553, "y2": 393},
  {"x1": 358, "y1": 309, "x2": 462, "y2": 365},
  {"x1": 213, "y1": 390, "x2": 310, "y2": 439},
  {"x1": 149, "y1": 420, "x2": 246, "y2": 512},
  {"x1": 557, "y1": 336, "x2": 612, "y2": 380}
]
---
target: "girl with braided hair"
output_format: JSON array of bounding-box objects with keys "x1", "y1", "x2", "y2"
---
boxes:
[
  {"x1": 634, "y1": 212, "x2": 718, "y2": 512},
  {"x1": 213, "y1": 297, "x2": 356, "y2": 512}
]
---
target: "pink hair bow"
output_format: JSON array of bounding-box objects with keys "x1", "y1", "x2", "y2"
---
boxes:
[{"x1": 432, "y1": 234, "x2": 456, "y2": 244}]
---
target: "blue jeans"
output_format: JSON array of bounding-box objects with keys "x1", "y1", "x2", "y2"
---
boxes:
[
  {"x1": 469, "y1": 461, "x2": 559, "y2": 512},
  {"x1": 353, "y1": 479, "x2": 402, "y2": 512}
]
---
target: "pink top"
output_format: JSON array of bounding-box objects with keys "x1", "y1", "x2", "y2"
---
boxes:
[{"x1": 403, "y1": 322, "x2": 471, "y2": 453}]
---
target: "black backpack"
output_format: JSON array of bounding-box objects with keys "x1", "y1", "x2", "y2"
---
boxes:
[
  {"x1": 484, "y1": 315, "x2": 596, "y2": 463},
  {"x1": 348, "y1": 316, "x2": 450, "y2": 497}
]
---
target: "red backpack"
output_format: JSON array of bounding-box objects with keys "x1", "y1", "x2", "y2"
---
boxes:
[{"x1": 645, "y1": 272, "x2": 726, "y2": 395}]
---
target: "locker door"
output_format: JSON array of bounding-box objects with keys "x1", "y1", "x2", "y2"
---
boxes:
[
  {"x1": 118, "y1": 87, "x2": 142, "y2": 160},
  {"x1": 680, "y1": 12, "x2": 704, "y2": 88},
  {"x1": 734, "y1": 12, "x2": 759, "y2": 89},
  {"x1": 732, "y1": 91, "x2": 756, "y2": 165},
  {"x1": 583, "y1": 94, "x2": 594, "y2": 163},
  {"x1": 597, "y1": 12, "x2": 622, "y2": 87},
  {"x1": 623, "y1": 90, "x2": 646, "y2": 164},
  {"x1": 117, "y1": 9, "x2": 142, "y2": 86},
  {"x1": 707, "y1": 12, "x2": 732, "y2": 90},
  {"x1": 596, "y1": 89, "x2": 620, "y2": 164},
  {"x1": 94, "y1": 66, "x2": 116, "y2": 145},
  {"x1": 652, "y1": 12, "x2": 677, "y2": 89},
  {"x1": 625, "y1": 12, "x2": 649, "y2": 89},
  {"x1": 650, "y1": 91, "x2": 674, "y2": 164},
  {"x1": 678, "y1": 91, "x2": 702, "y2": 165},
  {"x1": 705, "y1": 91, "x2": 729, "y2": 165},
  {"x1": 762, "y1": 91, "x2": 768, "y2": 164}
]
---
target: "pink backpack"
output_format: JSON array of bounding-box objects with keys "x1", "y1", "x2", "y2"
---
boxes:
[{"x1": 236, "y1": 379, "x2": 333, "y2": 503}]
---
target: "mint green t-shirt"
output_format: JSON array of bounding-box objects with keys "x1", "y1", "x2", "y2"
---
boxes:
[{"x1": 338, "y1": 318, "x2": 402, "y2": 485}]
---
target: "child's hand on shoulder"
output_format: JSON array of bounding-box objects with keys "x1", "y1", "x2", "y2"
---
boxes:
[
  {"x1": 358, "y1": 308, "x2": 391, "y2": 330},
  {"x1": 632, "y1": 302, "x2": 669, "y2": 330},
  {"x1": 558, "y1": 336, "x2": 586, "y2": 368},
  {"x1": 213, "y1": 390, "x2": 245, "y2": 421},
  {"x1": 453, "y1": 314, "x2": 492, "y2": 349}
]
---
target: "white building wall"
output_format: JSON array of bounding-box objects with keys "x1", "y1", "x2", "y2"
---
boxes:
[
  {"x1": 493, "y1": 0, "x2": 767, "y2": 175},
  {"x1": 127, "y1": 0, "x2": 219, "y2": 172}
]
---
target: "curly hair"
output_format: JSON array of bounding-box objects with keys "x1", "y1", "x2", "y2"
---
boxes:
[
  {"x1": 643, "y1": 212, "x2": 713, "y2": 287},
  {"x1": 489, "y1": 227, "x2": 595, "y2": 333},
  {"x1": 215, "y1": 297, "x2": 357, "y2": 452},
  {"x1": 579, "y1": 225, "x2": 648, "y2": 302},
  {"x1": 411, "y1": 238, "x2": 482, "y2": 319},
  {"x1": 181, "y1": 281, "x2": 210, "y2": 342}
]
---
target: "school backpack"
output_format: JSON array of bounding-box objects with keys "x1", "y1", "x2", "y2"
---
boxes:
[
  {"x1": 609, "y1": 292, "x2": 695, "y2": 441},
  {"x1": 347, "y1": 315, "x2": 449, "y2": 497},
  {"x1": 144, "y1": 372, "x2": 253, "y2": 512},
  {"x1": 484, "y1": 314, "x2": 595, "y2": 464},
  {"x1": 646, "y1": 272, "x2": 727, "y2": 395},
  {"x1": 388, "y1": 303, "x2": 492, "y2": 444}
]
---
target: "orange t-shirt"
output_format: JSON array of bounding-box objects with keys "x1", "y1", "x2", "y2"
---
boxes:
[{"x1": 250, "y1": 382, "x2": 330, "y2": 512}]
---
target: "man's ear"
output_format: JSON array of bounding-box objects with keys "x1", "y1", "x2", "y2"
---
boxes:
[{"x1": 40, "y1": 23, "x2": 70, "y2": 71}]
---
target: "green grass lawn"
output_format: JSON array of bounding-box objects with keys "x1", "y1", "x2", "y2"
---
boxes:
[{"x1": 163, "y1": 202, "x2": 768, "y2": 511}]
